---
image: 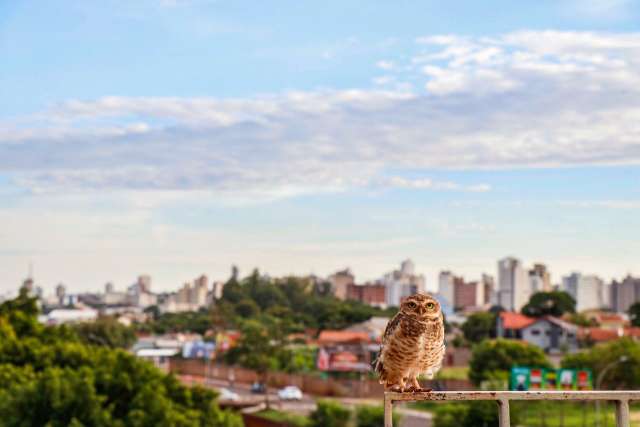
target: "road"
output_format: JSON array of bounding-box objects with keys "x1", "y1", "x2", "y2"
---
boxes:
[{"x1": 179, "y1": 375, "x2": 433, "y2": 427}]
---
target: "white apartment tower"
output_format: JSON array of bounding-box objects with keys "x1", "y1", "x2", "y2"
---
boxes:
[
  {"x1": 438, "y1": 271, "x2": 456, "y2": 307},
  {"x1": 563, "y1": 272, "x2": 606, "y2": 312},
  {"x1": 498, "y1": 257, "x2": 530, "y2": 311}
]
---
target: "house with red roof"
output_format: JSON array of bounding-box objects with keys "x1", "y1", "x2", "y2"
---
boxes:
[
  {"x1": 316, "y1": 330, "x2": 378, "y2": 372},
  {"x1": 497, "y1": 312, "x2": 579, "y2": 353}
]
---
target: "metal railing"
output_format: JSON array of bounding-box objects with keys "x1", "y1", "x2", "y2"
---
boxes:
[{"x1": 384, "y1": 391, "x2": 640, "y2": 427}]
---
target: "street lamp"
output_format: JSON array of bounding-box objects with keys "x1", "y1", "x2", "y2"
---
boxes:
[{"x1": 595, "y1": 356, "x2": 629, "y2": 427}]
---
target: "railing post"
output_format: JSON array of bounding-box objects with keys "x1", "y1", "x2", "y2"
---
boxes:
[
  {"x1": 498, "y1": 398, "x2": 511, "y2": 427},
  {"x1": 615, "y1": 399, "x2": 630, "y2": 427},
  {"x1": 384, "y1": 394, "x2": 393, "y2": 427}
]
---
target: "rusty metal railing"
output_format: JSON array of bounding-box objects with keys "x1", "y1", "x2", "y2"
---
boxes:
[{"x1": 384, "y1": 391, "x2": 640, "y2": 427}]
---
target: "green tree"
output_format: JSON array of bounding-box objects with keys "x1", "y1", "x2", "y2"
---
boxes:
[
  {"x1": 562, "y1": 338, "x2": 640, "y2": 389},
  {"x1": 469, "y1": 339, "x2": 551, "y2": 386},
  {"x1": 628, "y1": 302, "x2": 640, "y2": 327},
  {"x1": 309, "y1": 400, "x2": 351, "y2": 427},
  {"x1": 461, "y1": 312, "x2": 496, "y2": 343},
  {"x1": 0, "y1": 295, "x2": 241, "y2": 427},
  {"x1": 73, "y1": 316, "x2": 137, "y2": 349},
  {"x1": 521, "y1": 291, "x2": 575, "y2": 317}
]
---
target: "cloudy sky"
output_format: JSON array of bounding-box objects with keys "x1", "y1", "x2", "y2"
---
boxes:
[{"x1": 1, "y1": 0, "x2": 640, "y2": 295}]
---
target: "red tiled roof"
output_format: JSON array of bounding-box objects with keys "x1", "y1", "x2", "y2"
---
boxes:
[
  {"x1": 624, "y1": 327, "x2": 640, "y2": 337},
  {"x1": 317, "y1": 330, "x2": 371, "y2": 344},
  {"x1": 500, "y1": 312, "x2": 536, "y2": 330},
  {"x1": 579, "y1": 328, "x2": 619, "y2": 342}
]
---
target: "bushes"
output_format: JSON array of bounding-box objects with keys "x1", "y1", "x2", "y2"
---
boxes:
[
  {"x1": 469, "y1": 339, "x2": 551, "y2": 386},
  {"x1": 309, "y1": 400, "x2": 351, "y2": 427}
]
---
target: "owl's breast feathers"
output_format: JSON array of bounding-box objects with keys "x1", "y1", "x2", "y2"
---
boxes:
[{"x1": 374, "y1": 313, "x2": 445, "y2": 382}]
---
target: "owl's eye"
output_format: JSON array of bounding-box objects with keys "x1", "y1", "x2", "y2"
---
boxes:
[
  {"x1": 408, "y1": 302, "x2": 417, "y2": 309},
  {"x1": 426, "y1": 302, "x2": 435, "y2": 309}
]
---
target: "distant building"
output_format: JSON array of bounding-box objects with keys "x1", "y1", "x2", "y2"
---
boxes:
[
  {"x1": 454, "y1": 279, "x2": 485, "y2": 311},
  {"x1": 382, "y1": 259, "x2": 425, "y2": 307},
  {"x1": 329, "y1": 269, "x2": 355, "y2": 300},
  {"x1": 20, "y1": 277, "x2": 34, "y2": 295},
  {"x1": 346, "y1": 282, "x2": 386, "y2": 308},
  {"x1": 496, "y1": 312, "x2": 578, "y2": 353},
  {"x1": 529, "y1": 263, "x2": 552, "y2": 293},
  {"x1": 438, "y1": 271, "x2": 456, "y2": 307},
  {"x1": 212, "y1": 281, "x2": 225, "y2": 300},
  {"x1": 497, "y1": 257, "x2": 530, "y2": 311},
  {"x1": 482, "y1": 274, "x2": 495, "y2": 305},
  {"x1": 610, "y1": 275, "x2": 640, "y2": 313},
  {"x1": 521, "y1": 317, "x2": 579, "y2": 353},
  {"x1": 562, "y1": 273, "x2": 606, "y2": 312},
  {"x1": 39, "y1": 308, "x2": 98, "y2": 325},
  {"x1": 55, "y1": 283, "x2": 66, "y2": 304},
  {"x1": 159, "y1": 276, "x2": 209, "y2": 313}
]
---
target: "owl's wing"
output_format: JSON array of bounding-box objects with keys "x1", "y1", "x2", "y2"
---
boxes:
[{"x1": 382, "y1": 312, "x2": 402, "y2": 345}]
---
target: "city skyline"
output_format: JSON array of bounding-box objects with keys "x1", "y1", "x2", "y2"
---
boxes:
[{"x1": 2, "y1": 1, "x2": 640, "y2": 293}]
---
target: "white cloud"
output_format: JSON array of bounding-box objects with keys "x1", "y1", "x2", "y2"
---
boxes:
[
  {"x1": 384, "y1": 176, "x2": 491, "y2": 192},
  {"x1": 376, "y1": 60, "x2": 395, "y2": 70},
  {"x1": 2, "y1": 31, "x2": 640, "y2": 200}
]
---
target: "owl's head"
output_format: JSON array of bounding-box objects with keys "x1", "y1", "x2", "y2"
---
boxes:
[{"x1": 400, "y1": 293, "x2": 441, "y2": 320}]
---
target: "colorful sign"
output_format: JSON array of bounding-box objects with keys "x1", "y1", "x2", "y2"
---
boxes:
[{"x1": 510, "y1": 367, "x2": 592, "y2": 391}]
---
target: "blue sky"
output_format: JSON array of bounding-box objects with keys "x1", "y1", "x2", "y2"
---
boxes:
[{"x1": 1, "y1": 0, "x2": 640, "y2": 295}]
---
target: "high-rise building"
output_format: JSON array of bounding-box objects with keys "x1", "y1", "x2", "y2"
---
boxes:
[
  {"x1": 438, "y1": 271, "x2": 455, "y2": 307},
  {"x1": 329, "y1": 269, "x2": 355, "y2": 300},
  {"x1": 562, "y1": 272, "x2": 606, "y2": 312},
  {"x1": 212, "y1": 281, "x2": 225, "y2": 300},
  {"x1": 55, "y1": 283, "x2": 66, "y2": 304},
  {"x1": 610, "y1": 275, "x2": 640, "y2": 313},
  {"x1": 482, "y1": 274, "x2": 495, "y2": 305},
  {"x1": 346, "y1": 282, "x2": 387, "y2": 308},
  {"x1": 137, "y1": 275, "x2": 152, "y2": 293},
  {"x1": 382, "y1": 259, "x2": 425, "y2": 307},
  {"x1": 454, "y1": 279, "x2": 484, "y2": 310},
  {"x1": 497, "y1": 257, "x2": 530, "y2": 311},
  {"x1": 529, "y1": 263, "x2": 551, "y2": 293},
  {"x1": 191, "y1": 275, "x2": 209, "y2": 306}
]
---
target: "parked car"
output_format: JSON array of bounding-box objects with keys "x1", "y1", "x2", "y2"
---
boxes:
[
  {"x1": 251, "y1": 382, "x2": 266, "y2": 394},
  {"x1": 218, "y1": 388, "x2": 240, "y2": 401},
  {"x1": 277, "y1": 385, "x2": 303, "y2": 401}
]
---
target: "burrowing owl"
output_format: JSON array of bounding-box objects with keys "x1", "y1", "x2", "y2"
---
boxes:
[{"x1": 375, "y1": 293, "x2": 445, "y2": 392}]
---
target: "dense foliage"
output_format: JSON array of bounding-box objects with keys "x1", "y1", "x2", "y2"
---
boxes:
[
  {"x1": 521, "y1": 291, "x2": 575, "y2": 317},
  {"x1": 213, "y1": 269, "x2": 394, "y2": 333},
  {"x1": 629, "y1": 302, "x2": 640, "y2": 327},
  {"x1": 469, "y1": 339, "x2": 551, "y2": 386},
  {"x1": 0, "y1": 291, "x2": 241, "y2": 427},
  {"x1": 72, "y1": 316, "x2": 137, "y2": 349},
  {"x1": 308, "y1": 401, "x2": 351, "y2": 427},
  {"x1": 461, "y1": 312, "x2": 496, "y2": 343},
  {"x1": 562, "y1": 338, "x2": 640, "y2": 389}
]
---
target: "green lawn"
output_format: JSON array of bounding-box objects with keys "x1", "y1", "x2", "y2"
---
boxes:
[
  {"x1": 436, "y1": 366, "x2": 469, "y2": 380},
  {"x1": 255, "y1": 409, "x2": 310, "y2": 427},
  {"x1": 410, "y1": 401, "x2": 640, "y2": 427}
]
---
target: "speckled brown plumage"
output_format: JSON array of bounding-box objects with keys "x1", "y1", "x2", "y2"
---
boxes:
[{"x1": 374, "y1": 293, "x2": 445, "y2": 392}]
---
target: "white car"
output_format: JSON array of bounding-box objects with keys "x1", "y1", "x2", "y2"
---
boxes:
[
  {"x1": 218, "y1": 388, "x2": 240, "y2": 402},
  {"x1": 277, "y1": 385, "x2": 303, "y2": 401}
]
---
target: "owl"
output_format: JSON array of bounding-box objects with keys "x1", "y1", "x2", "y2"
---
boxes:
[{"x1": 374, "y1": 293, "x2": 445, "y2": 392}]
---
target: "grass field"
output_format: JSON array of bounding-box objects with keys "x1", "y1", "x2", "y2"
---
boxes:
[{"x1": 410, "y1": 400, "x2": 640, "y2": 427}]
